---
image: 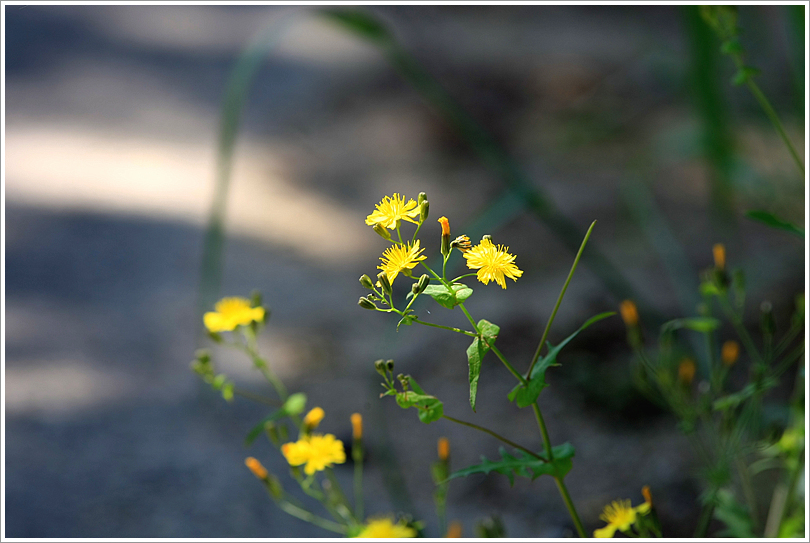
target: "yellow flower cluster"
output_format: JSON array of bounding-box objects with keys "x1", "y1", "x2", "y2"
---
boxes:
[
  {"x1": 594, "y1": 499, "x2": 651, "y2": 538},
  {"x1": 354, "y1": 517, "x2": 416, "y2": 538},
  {"x1": 204, "y1": 297, "x2": 265, "y2": 333},
  {"x1": 281, "y1": 434, "x2": 346, "y2": 475}
]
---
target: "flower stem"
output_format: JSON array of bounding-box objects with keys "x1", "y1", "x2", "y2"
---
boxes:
[
  {"x1": 275, "y1": 497, "x2": 347, "y2": 534},
  {"x1": 413, "y1": 318, "x2": 476, "y2": 337},
  {"x1": 441, "y1": 414, "x2": 545, "y2": 461},
  {"x1": 526, "y1": 220, "x2": 596, "y2": 379},
  {"x1": 489, "y1": 344, "x2": 527, "y2": 386},
  {"x1": 352, "y1": 439, "x2": 364, "y2": 521},
  {"x1": 745, "y1": 78, "x2": 804, "y2": 177}
]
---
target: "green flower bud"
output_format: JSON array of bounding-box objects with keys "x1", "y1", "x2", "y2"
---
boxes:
[
  {"x1": 420, "y1": 200, "x2": 429, "y2": 222},
  {"x1": 359, "y1": 274, "x2": 374, "y2": 290},
  {"x1": 418, "y1": 192, "x2": 427, "y2": 205},
  {"x1": 482, "y1": 234, "x2": 492, "y2": 241},
  {"x1": 412, "y1": 274, "x2": 430, "y2": 295},
  {"x1": 374, "y1": 359, "x2": 387, "y2": 376},
  {"x1": 386, "y1": 359, "x2": 395, "y2": 372},
  {"x1": 377, "y1": 272, "x2": 392, "y2": 296},
  {"x1": 358, "y1": 296, "x2": 377, "y2": 310},
  {"x1": 373, "y1": 223, "x2": 393, "y2": 242}
]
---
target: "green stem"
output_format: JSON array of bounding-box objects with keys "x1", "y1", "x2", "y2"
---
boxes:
[
  {"x1": 353, "y1": 439, "x2": 364, "y2": 520},
  {"x1": 413, "y1": 318, "x2": 477, "y2": 337},
  {"x1": 532, "y1": 404, "x2": 554, "y2": 459},
  {"x1": 489, "y1": 344, "x2": 527, "y2": 386},
  {"x1": 275, "y1": 497, "x2": 348, "y2": 534},
  {"x1": 450, "y1": 273, "x2": 478, "y2": 283},
  {"x1": 457, "y1": 302, "x2": 479, "y2": 332},
  {"x1": 441, "y1": 414, "x2": 546, "y2": 461},
  {"x1": 694, "y1": 502, "x2": 715, "y2": 537},
  {"x1": 526, "y1": 220, "x2": 596, "y2": 379},
  {"x1": 745, "y1": 78, "x2": 805, "y2": 177},
  {"x1": 736, "y1": 457, "x2": 759, "y2": 532},
  {"x1": 232, "y1": 387, "x2": 282, "y2": 407},
  {"x1": 325, "y1": 468, "x2": 356, "y2": 524}
]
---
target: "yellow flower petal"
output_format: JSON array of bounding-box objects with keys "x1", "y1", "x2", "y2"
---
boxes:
[
  {"x1": 365, "y1": 193, "x2": 420, "y2": 230},
  {"x1": 593, "y1": 525, "x2": 617, "y2": 538},
  {"x1": 377, "y1": 241, "x2": 426, "y2": 284},
  {"x1": 281, "y1": 434, "x2": 346, "y2": 475},
  {"x1": 355, "y1": 517, "x2": 417, "y2": 538},
  {"x1": 203, "y1": 297, "x2": 265, "y2": 332},
  {"x1": 463, "y1": 238, "x2": 523, "y2": 289}
]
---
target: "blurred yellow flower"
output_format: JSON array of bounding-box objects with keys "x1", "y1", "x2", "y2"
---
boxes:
[
  {"x1": 204, "y1": 297, "x2": 265, "y2": 333},
  {"x1": 593, "y1": 499, "x2": 651, "y2": 538},
  {"x1": 678, "y1": 358, "x2": 696, "y2": 384},
  {"x1": 721, "y1": 340, "x2": 740, "y2": 366},
  {"x1": 619, "y1": 300, "x2": 639, "y2": 327},
  {"x1": 351, "y1": 413, "x2": 363, "y2": 440},
  {"x1": 354, "y1": 517, "x2": 417, "y2": 538},
  {"x1": 378, "y1": 241, "x2": 426, "y2": 284},
  {"x1": 303, "y1": 407, "x2": 325, "y2": 428},
  {"x1": 281, "y1": 434, "x2": 346, "y2": 475},
  {"x1": 366, "y1": 193, "x2": 420, "y2": 230},
  {"x1": 244, "y1": 457, "x2": 268, "y2": 480},
  {"x1": 463, "y1": 238, "x2": 523, "y2": 289}
]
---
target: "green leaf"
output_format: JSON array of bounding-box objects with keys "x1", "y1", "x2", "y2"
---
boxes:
[
  {"x1": 422, "y1": 283, "x2": 473, "y2": 309},
  {"x1": 397, "y1": 314, "x2": 416, "y2": 330},
  {"x1": 446, "y1": 443, "x2": 575, "y2": 485},
  {"x1": 466, "y1": 319, "x2": 500, "y2": 412},
  {"x1": 699, "y1": 281, "x2": 720, "y2": 297},
  {"x1": 746, "y1": 210, "x2": 804, "y2": 238},
  {"x1": 394, "y1": 376, "x2": 443, "y2": 424},
  {"x1": 509, "y1": 312, "x2": 615, "y2": 407},
  {"x1": 731, "y1": 66, "x2": 760, "y2": 86},
  {"x1": 661, "y1": 317, "x2": 720, "y2": 334},
  {"x1": 282, "y1": 392, "x2": 307, "y2": 415},
  {"x1": 713, "y1": 489, "x2": 755, "y2": 537},
  {"x1": 320, "y1": 8, "x2": 392, "y2": 45},
  {"x1": 720, "y1": 38, "x2": 743, "y2": 56},
  {"x1": 712, "y1": 378, "x2": 778, "y2": 411}
]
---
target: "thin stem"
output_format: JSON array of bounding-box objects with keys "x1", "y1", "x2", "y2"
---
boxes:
[
  {"x1": 441, "y1": 414, "x2": 546, "y2": 461},
  {"x1": 352, "y1": 439, "x2": 364, "y2": 520},
  {"x1": 275, "y1": 498, "x2": 347, "y2": 534},
  {"x1": 457, "y1": 302, "x2": 479, "y2": 332},
  {"x1": 745, "y1": 79, "x2": 805, "y2": 177},
  {"x1": 396, "y1": 224, "x2": 403, "y2": 244},
  {"x1": 232, "y1": 387, "x2": 282, "y2": 407},
  {"x1": 736, "y1": 457, "x2": 759, "y2": 532},
  {"x1": 694, "y1": 502, "x2": 715, "y2": 537},
  {"x1": 526, "y1": 220, "x2": 596, "y2": 379},
  {"x1": 450, "y1": 273, "x2": 477, "y2": 283},
  {"x1": 490, "y1": 344, "x2": 527, "y2": 386},
  {"x1": 442, "y1": 253, "x2": 449, "y2": 281},
  {"x1": 325, "y1": 468, "x2": 356, "y2": 524},
  {"x1": 554, "y1": 476, "x2": 587, "y2": 538},
  {"x1": 413, "y1": 318, "x2": 477, "y2": 337},
  {"x1": 532, "y1": 404, "x2": 554, "y2": 459},
  {"x1": 412, "y1": 220, "x2": 423, "y2": 243}
]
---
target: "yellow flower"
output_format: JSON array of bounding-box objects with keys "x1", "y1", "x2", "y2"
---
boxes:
[
  {"x1": 355, "y1": 517, "x2": 417, "y2": 538},
  {"x1": 619, "y1": 300, "x2": 638, "y2": 327},
  {"x1": 594, "y1": 499, "x2": 651, "y2": 538},
  {"x1": 244, "y1": 457, "x2": 268, "y2": 480},
  {"x1": 366, "y1": 193, "x2": 421, "y2": 230},
  {"x1": 463, "y1": 238, "x2": 523, "y2": 289},
  {"x1": 204, "y1": 297, "x2": 265, "y2": 333},
  {"x1": 378, "y1": 241, "x2": 427, "y2": 284},
  {"x1": 303, "y1": 407, "x2": 325, "y2": 429},
  {"x1": 721, "y1": 340, "x2": 740, "y2": 367},
  {"x1": 713, "y1": 243, "x2": 726, "y2": 271},
  {"x1": 281, "y1": 434, "x2": 346, "y2": 475}
]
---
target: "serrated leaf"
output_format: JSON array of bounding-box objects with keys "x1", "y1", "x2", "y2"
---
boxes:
[
  {"x1": 661, "y1": 317, "x2": 720, "y2": 334},
  {"x1": 421, "y1": 283, "x2": 473, "y2": 309},
  {"x1": 466, "y1": 319, "x2": 500, "y2": 412},
  {"x1": 509, "y1": 312, "x2": 615, "y2": 407},
  {"x1": 746, "y1": 210, "x2": 804, "y2": 238},
  {"x1": 446, "y1": 443, "x2": 575, "y2": 485}
]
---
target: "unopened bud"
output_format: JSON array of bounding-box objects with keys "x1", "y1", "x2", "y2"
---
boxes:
[
  {"x1": 446, "y1": 521, "x2": 462, "y2": 538},
  {"x1": 420, "y1": 200, "x2": 430, "y2": 222},
  {"x1": 418, "y1": 192, "x2": 427, "y2": 205},
  {"x1": 374, "y1": 359, "x2": 387, "y2": 375},
  {"x1": 450, "y1": 235, "x2": 472, "y2": 252},
  {"x1": 358, "y1": 297, "x2": 377, "y2": 310},
  {"x1": 245, "y1": 457, "x2": 268, "y2": 480},
  {"x1": 678, "y1": 358, "x2": 696, "y2": 385},
  {"x1": 377, "y1": 272, "x2": 392, "y2": 295},
  {"x1": 386, "y1": 359, "x2": 395, "y2": 372},
  {"x1": 642, "y1": 485, "x2": 653, "y2": 507},
  {"x1": 438, "y1": 437, "x2": 450, "y2": 461},
  {"x1": 351, "y1": 413, "x2": 363, "y2": 440},
  {"x1": 721, "y1": 340, "x2": 739, "y2": 367},
  {"x1": 397, "y1": 373, "x2": 408, "y2": 388},
  {"x1": 438, "y1": 216, "x2": 451, "y2": 257},
  {"x1": 713, "y1": 243, "x2": 726, "y2": 271},
  {"x1": 482, "y1": 234, "x2": 492, "y2": 241},
  {"x1": 373, "y1": 223, "x2": 393, "y2": 242},
  {"x1": 412, "y1": 274, "x2": 430, "y2": 295},
  {"x1": 359, "y1": 274, "x2": 374, "y2": 290},
  {"x1": 304, "y1": 407, "x2": 325, "y2": 429},
  {"x1": 620, "y1": 300, "x2": 639, "y2": 327}
]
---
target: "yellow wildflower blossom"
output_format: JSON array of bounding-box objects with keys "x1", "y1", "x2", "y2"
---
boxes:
[
  {"x1": 366, "y1": 193, "x2": 420, "y2": 230},
  {"x1": 593, "y1": 499, "x2": 651, "y2": 538},
  {"x1": 303, "y1": 407, "x2": 325, "y2": 429},
  {"x1": 463, "y1": 238, "x2": 523, "y2": 289},
  {"x1": 281, "y1": 434, "x2": 346, "y2": 475},
  {"x1": 355, "y1": 517, "x2": 417, "y2": 538},
  {"x1": 378, "y1": 241, "x2": 426, "y2": 284},
  {"x1": 204, "y1": 297, "x2": 265, "y2": 333}
]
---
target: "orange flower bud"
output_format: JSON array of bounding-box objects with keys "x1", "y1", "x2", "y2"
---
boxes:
[
  {"x1": 438, "y1": 216, "x2": 450, "y2": 236},
  {"x1": 438, "y1": 437, "x2": 450, "y2": 461},
  {"x1": 721, "y1": 340, "x2": 739, "y2": 367},
  {"x1": 678, "y1": 358, "x2": 696, "y2": 385},
  {"x1": 620, "y1": 300, "x2": 639, "y2": 327},
  {"x1": 642, "y1": 485, "x2": 653, "y2": 507},
  {"x1": 245, "y1": 457, "x2": 268, "y2": 480},
  {"x1": 713, "y1": 243, "x2": 726, "y2": 271},
  {"x1": 304, "y1": 407, "x2": 325, "y2": 428},
  {"x1": 351, "y1": 413, "x2": 363, "y2": 440},
  {"x1": 446, "y1": 521, "x2": 462, "y2": 538}
]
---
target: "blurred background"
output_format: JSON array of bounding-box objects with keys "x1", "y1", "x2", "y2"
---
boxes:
[{"x1": 4, "y1": 4, "x2": 805, "y2": 538}]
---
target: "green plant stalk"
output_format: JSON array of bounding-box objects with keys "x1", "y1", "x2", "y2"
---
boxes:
[
  {"x1": 736, "y1": 457, "x2": 760, "y2": 533},
  {"x1": 744, "y1": 78, "x2": 805, "y2": 177},
  {"x1": 232, "y1": 387, "x2": 282, "y2": 407},
  {"x1": 441, "y1": 414, "x2": 545, "y2": 461},
  {"x1": 275, "y1": 496, "x2": 348, "y2": 534},
  {"x1": 526, "y1": 221, "x2": 596, "y2": 379},
  {"x1": 694, "y1": 502, "x2": 715, "y2": 537},
  {"x1": 412, "y1": 318, "x2": 476, "y2": 337},
  {"x1": 352, "y1": 438, "x2": 364, "y2": 520},
  {"x1": 325, "y1": 468, "x2": 356, "y2": 524}
]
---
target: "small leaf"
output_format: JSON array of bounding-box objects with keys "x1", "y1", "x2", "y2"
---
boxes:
[
  {"x1": 445, "y1": 443, "x2": 575, "y2": 485},
  {"x1": 397, "y1": 314, "x2": 416, "y2": 330},
  {"x1": 466, "y1": 320, "x2": 500, "y2": 412},
  {"x1": 422, "y1": 283, "x2": 473, "y2": 309},
  {"x1": 720, "y1": 38, "x2": 743, "y2": 56},
  {"x1": 394, "y1": 376, "x2": 443, "y2": 424},
  {"x1": 746, "y1": 210, "x2": 804, "y2": 238},
  {"x1": 731, "y1": 66, "x2": 759, "y2": 86},
  {"x1": 509, "y1": 312, "x2": 615, "y2": 406}
]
